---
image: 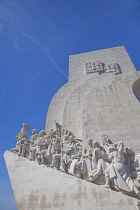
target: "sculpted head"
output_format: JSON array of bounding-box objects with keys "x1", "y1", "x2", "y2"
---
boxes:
[
  {"x1": 87, "y1": 138, "x2": 93, "y2": 146},
  {"x1": 125, "y1": 147, "x2": 134, "y2": 155},
  {"x1": 101, "y1": 134, "x2": 109, "y2": 145},
  {"x1": 93, "y1": 141, "x2": 100, "y2": 148},
  {"x1": 32, "y1": 129, "x2": 37, "y2": 135},
  {"x1": 39, "y1": 130, "x2": 46, "y2": 137},
  {"x1": 101, "y1": 134, "x2": 108, "y2": 141},
  {"x1": 49, "y1": 129, "x2": 56, "y2": 138},
  {"x1": 69, "y1": 135, "x2": 75, "y2": 143}
]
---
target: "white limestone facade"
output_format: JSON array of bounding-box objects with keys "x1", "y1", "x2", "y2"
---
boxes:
[
  {"x1": 4, "y1": 151, "x2": 140, "y2": 210},
  {"x1": 4, "y1": 47, "x2": 140, "y2": 210},
  {"x1": 46, "y1": 46, "x2": 140, "y2": 152}
]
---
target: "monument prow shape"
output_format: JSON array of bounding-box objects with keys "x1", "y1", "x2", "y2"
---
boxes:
[
  {"x1": 4, "y1": 151, "x2": 140, "y2": 210},
  {"x1": 4, "y1": 47, "x2": 140, "y2": 210}
]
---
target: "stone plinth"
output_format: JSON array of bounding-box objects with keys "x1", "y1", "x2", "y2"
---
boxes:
[{"x1": 4, "y1": 151, "x2": 140, "y2": 210}]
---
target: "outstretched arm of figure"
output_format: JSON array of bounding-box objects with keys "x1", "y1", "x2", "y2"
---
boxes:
[{"x1": 114, "y1": 141, "x2": 124, "y2": 152}]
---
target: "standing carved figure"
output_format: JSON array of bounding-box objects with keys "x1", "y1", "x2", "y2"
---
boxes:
[
  {"x1": 125, "y1": 147, "x2": 136, "y2": 178},
  {"x1": 35, "y1": 144, "x2": 41, "y2": 164},
  {"x1": 103, "y1": 142, "x2": 140, "y2": 198},
  {"x1": 20, "y1": 123, "x2": 30, "y2": 139},
  {"x1": 60, "y1": 135, "x2": 82, "y2": 173},
  {"x1": 12, "y1": 123, "x2": 30, "y2": 157},
  {"x1": 40, "y1": 132, "x2": 50, "y2": 165},
  {"x1": 35, "y1": 130, "x2": 46, "y2": 164},
  {"x1": 75, "y1": 138, "x2": 93, "y2": 179},
  {"x1": 29, "y1": 129, "x2": 38, "y2": 161},
  {"x1": 87, "y1": 141, "x2": 109, "y2": 184},
  {"x1": 49, "y1": 137, "x2": 61, "y2": 169}
]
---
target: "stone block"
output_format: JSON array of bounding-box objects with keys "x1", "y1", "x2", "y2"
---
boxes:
[{"x1": 4, "y1": 151, "x2": 140, "y2": 210}]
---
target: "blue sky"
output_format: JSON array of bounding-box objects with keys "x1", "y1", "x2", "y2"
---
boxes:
[{"x1": 0, "y1": 0, "x2": 140, "y2": 209}]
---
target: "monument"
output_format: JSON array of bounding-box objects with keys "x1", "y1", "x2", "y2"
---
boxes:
[{"x1": 4, "y1": 46, "x2": 140, "y2": 209}]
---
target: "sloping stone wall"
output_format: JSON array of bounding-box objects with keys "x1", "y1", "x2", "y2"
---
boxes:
[{"x1": 4, "y1": 151, "x2": 140, "y2": 210}]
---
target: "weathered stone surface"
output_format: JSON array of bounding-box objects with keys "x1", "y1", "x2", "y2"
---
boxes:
[
  {"x1": 4, "y1": 151, "x2": 140, "y2": 210},
  {"x1": 46, "y1": 46, "x2": 140, "y2": 152},
  {"x1": 69, "y1": 46, "x2": 136, "y2": 81},
  {"x1": 6, "y1": 47, "x2": 140, "y2": 209}
]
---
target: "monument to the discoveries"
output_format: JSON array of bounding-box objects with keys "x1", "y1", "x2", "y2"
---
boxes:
[
  {"x1": 4, "y1": 46, "x2": 140, "y2": 210},
  {"x1": 46, "y1": 46, "x2": 140, "y2": 152}
]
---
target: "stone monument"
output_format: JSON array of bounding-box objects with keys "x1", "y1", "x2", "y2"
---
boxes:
[
  {"x1": 46, "y1": 46, "x2": 140, "y2": 152},
  {"x1": 4, "y1": 46, "x2": 140, "y2": 209}
]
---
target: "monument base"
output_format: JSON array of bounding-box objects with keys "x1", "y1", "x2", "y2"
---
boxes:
[{"x1": 4, "y1": 151, "x2": 140, "y2": 210}]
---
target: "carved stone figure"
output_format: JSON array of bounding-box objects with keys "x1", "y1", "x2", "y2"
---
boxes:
[
  {"x1": 29, "y1": 129, "x2": 38, "y2": 161},
  {"x1": 10, "y1": 140, "x2": 21, "y2": 154},
  {"x1": 11, "y1": 123, "x2": 30, "y2": 156},
  {"x1": 49, "y1": 137, "x2": 61, "y2": 169},
  {"x1": 101, "y1": 134, "x2": 113, "y2": 146},
  {"x1": 69, "y1": 150, "x2": 83, "y2": 176},
  {"x1": 17, "y1": 133, "x2": 29, "y2": 157},
  {"x1": 103, "y1": 142, "x2": 140, "y2": 198},
  {"x1": 10, "y1": 123, "x2": 140, "y2": 200},
  {"x1": 40, "y1": 133, "x2": 50, "y2": 165},
  {"x1": 34, "y1": 130, "x2": 45, "y2": 146},
  {"x1": 20, "y1": 123, "x2": 30, "y2": 139},
  {"x1": 75, "y1": 138, "x2": 93, "y2": 179},
  {"x1": 88, "y1": 141, "x2": 109, "y2": 184},
  {"x1": 35, "y1": 130, "x2": 46, "y2": 164},
  {"x1": 35, "y1": 144, "x2": 41, "y2": 164},
  {"x1": 125, "y1": 147, "x2": 140, "y2": 179},
  {"x1": 29, "y1": 129, "x2": 38, "y2": 144},
  {"x1": 125, "y1": 147, "x2": 136, "y2": 178},
  {"x1": 20, "y1": 142, "x2": 30, "y2": 157},
  {"x1": 61, "y1": 135, "x2": 82, "y2": 173}
]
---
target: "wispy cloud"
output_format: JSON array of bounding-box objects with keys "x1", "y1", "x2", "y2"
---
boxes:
[
  {"x1": 22, "y1": 32, "x2": 67, "y2": 78},
  {"x1": 12, "y1": 43, "x2": 22, "y2": 52}
]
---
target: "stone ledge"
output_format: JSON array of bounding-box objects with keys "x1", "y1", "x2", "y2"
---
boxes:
[{"x1": 4, "y1": 150, "x2": 140, "y2": 210}]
